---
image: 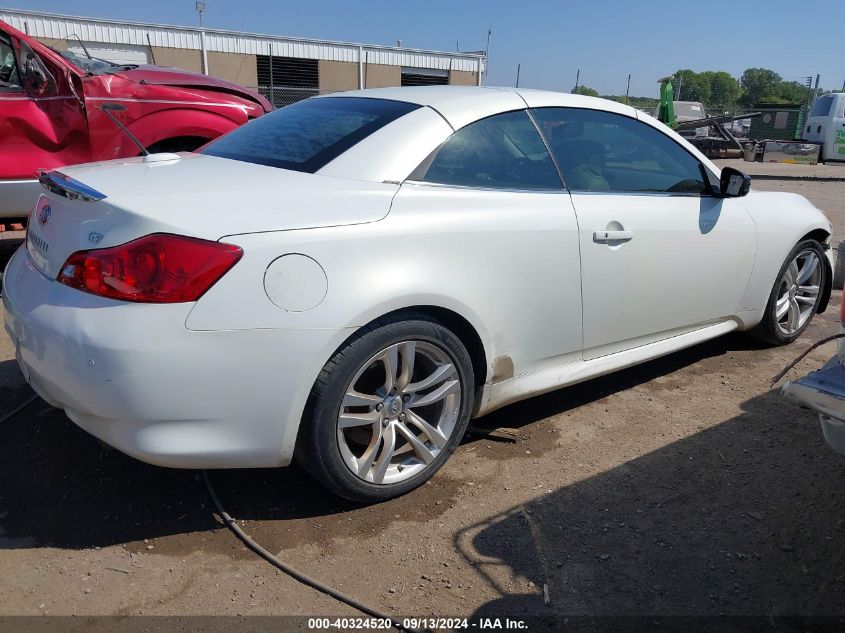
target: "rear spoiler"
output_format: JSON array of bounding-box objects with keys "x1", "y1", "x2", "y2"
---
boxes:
[{"x1": 37, "y1": 170, "x2": 107, "y2": 202}]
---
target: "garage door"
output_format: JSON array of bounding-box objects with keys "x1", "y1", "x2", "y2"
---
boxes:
[
  {"x1": 400, "y1": 67, "x2": 448, "y2": 86},
  {"x1": 67, "y1": 42, "x2": 151, "y2": 65}
]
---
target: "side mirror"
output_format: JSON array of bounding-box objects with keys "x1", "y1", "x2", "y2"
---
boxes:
[
  {"x1": 719, "y1": 167, "x2": 751, "y2": 197},
  {"x1": 19, "y1": 43, "x2": 56, "y2": 98}
]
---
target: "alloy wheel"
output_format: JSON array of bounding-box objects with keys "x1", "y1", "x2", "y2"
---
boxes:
[
  {"x1": 336, "y1": 340, "x2": 462, "y2": 485},
  {"x1": 775, "y1": 249, "x2": 822, "y2": 335}
]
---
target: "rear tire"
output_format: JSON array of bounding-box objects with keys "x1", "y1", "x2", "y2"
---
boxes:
[
  {"x1": 749, "y1": 239, "x2": 827, "y2": 345},
  {"x1": 296, "y1": 313, "x2": 474, "y2": 503}
]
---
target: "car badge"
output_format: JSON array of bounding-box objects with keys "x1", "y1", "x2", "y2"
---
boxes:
[
  {"x1": 38, "y1": 204, "x2": 51, "y2": 225},
  {"x1": 88, "y1": 231, "x2": 105, "y2": 245}
]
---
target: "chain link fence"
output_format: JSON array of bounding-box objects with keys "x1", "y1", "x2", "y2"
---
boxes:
[
  {"x1": 678, "y1": 79, "x2": 814, "y2": 141},
  {"x1": 735, "y1": 107, "x2": 806, "y2": 141},
  {"x1": 252, "y1": 86, "x2": 339, "y2": 109}
]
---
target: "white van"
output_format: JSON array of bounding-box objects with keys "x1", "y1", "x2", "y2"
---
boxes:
[{"x1": 803, "y1": 93, "x2": 845, "y2": 162}]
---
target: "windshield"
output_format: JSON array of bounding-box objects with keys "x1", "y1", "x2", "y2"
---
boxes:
[
  {"x1": 57, "y1": 49, "x2": 118, "y2": 74},
  {"x1": 200, "y1": 97, "x2": 420, "y2": 173}
]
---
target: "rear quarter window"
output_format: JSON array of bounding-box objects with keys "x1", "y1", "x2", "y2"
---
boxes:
[{"x1": 201, "y1": 97, "x2": 420, "y2": 173}]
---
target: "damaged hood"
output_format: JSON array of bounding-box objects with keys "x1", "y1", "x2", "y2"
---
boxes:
[{"x1": 113, "y1": 65, "x2": 272, "y2": 112}]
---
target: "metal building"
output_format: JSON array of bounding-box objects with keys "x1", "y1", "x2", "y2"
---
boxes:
[{"x1": 0, "y1": 8, "x2": 486, "y2": 107}]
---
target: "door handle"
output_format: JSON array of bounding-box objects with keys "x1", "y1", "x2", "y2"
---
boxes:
[{"x1": 593, "y1": 230, "x2": 634, "y2": 243}]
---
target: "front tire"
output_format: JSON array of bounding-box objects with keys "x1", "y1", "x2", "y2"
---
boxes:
[
  {"x1": 750, "y1": 239, "x2": 827, "y2": 345},
  {"x1": 296, "y1": 314, "x2": 474, "y2": 503}
]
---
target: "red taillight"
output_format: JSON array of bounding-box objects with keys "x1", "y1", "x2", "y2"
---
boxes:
[{"x1": 58, "y1": 233, "x2": 242, "y2": 303}]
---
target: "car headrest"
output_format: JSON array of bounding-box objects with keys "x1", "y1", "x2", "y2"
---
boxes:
[
  {"x1": 562, "y1": 139, "x2": 605, "y2": 161},
  {"x1": 550, "y1": 121, "x2": 584, "y2": 143}
]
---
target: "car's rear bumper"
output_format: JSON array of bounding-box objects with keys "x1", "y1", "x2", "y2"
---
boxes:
[
  {"x1": 2, "y1": 246, "x2": 351, "y2": 468},
  {"x1": 0, "y1": 179, "x2": 40, "y2": 218},
  {"x1": 781, "y1": 356, "x2": 845, "y2": 456}
]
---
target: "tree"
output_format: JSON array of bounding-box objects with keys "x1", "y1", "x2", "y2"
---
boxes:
[
  {"x1": 740, "y1": 68, "x2": 782, "y2": 107},
  {"x1": 674, "y1": 69, "x2": 711, "y2": 103},
  {"x1": 572, "y1": 85, "x2": 599, "y2": 97},
  {"x1": 601, "y1": 94, "x2": 659, "y2": 110},
  {"x1": 701, "y1": 71, "x2": 742, "y2": 112},
  {"x1": 776, "y1": 80, "x2": 811, "y2": 106}
]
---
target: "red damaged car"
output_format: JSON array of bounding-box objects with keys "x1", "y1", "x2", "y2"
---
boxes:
[{"x1": 0, "y1": 19, "x2": 271, "y2": 217}]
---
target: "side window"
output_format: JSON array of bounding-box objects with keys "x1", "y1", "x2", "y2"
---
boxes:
[
  {"x1": 418, "y1": 110, "x2": 562, "y2": 191},
  {"x1": 531, "y1": 107, "x2": 707, "y2": 194},
  {"x1": 0, "y1": 35, "x2": 21, "y2": 90}
]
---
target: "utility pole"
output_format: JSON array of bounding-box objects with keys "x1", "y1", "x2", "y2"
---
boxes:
[
  {"x1": 625, "y1": 74, "x2": 631, "y2": 105},
  {"x1": 146, "y1": 33, "x2": 157, "y2": 65},
  {"x1": 573, "y1": 68, "x2": 580, "y2": 93},
  {"x1": 674, "y1": 74, "x2": 682, "y2": 101},
  {"x1": 515, "y1": 64, "x2": 520, "y2": 88},
  {"x1": 269, "y1": 41, "x2": 275, "y2": 106},
  {"x1": 196, "y1": 1, "x2": 208, "y2": 75},
  {"x1": 812, "y1": 74, "x2": 820, "y2": 104},
  {"x1": 358, "y1": 45, "x2": 364, "y2": 89},
  {"x1": 484, "y1": 28, "x2": 492, "y2": 83}
]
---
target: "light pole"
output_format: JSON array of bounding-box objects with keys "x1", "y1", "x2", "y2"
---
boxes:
[
  {"x1": 484, "y1": 28, "x2": 491, "y2": 84},
  {"x1": 196, "y1": 1, "x2": 208, "y2": 75}
]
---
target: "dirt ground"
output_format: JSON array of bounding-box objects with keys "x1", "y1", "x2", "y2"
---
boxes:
[{"x1": 1, "y1": 175, "x2": 844, "y2": 629}]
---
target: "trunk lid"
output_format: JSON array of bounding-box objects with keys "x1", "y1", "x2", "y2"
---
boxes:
[{"x1": 26, "y1": 153, "x2": 398, "y2": 280}]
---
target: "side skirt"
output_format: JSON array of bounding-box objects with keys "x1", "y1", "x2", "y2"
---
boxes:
[{"x1": 474, "y1": 319, "x2": 739, "y2": 417}]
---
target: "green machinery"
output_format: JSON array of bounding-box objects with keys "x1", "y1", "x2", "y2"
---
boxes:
[{"x1": 656, "y1": 76, "x2": 677, "y2": 128}]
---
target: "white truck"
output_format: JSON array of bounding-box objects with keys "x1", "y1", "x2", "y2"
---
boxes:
[
  {"x1": 653, "y1": 101, "x2": 710, "y2": 137},
  {"x1": 802, "y1": 92, "x2": 845, "y2": 162}
]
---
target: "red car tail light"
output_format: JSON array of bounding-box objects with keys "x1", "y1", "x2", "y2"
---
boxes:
[{"x1": 58, "y1": 233, "x2": 242, "y2": 303}]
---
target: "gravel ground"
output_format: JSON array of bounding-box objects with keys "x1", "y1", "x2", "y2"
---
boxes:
[
  {"x1": 0, "y1": 177, "x2": 844, "y2": 628},
  {"x1": 717, "y1": 158, "x2": 845, "y2": 181}
]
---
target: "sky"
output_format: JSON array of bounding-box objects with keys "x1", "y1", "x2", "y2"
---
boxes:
[{"x1": 10, "y1": 0, "x2": 844, "y2": 96}]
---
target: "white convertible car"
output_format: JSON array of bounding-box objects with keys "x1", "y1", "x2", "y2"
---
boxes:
[{"x1": 3, "y1": 86, "x2": 834, "y2": 502}]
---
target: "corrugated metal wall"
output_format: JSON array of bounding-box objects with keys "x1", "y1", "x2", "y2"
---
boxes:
[{"x1": 0, "y1": 9, "x2": 484, "y2": 73}]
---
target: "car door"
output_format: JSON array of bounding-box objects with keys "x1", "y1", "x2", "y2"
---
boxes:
[
  {"x1": 0, "y1": 23, "x2": 89, "y2": 183},
  {"x1": 391, "y1": 109, "x2": 584, "y2": 375},
  {"x1": 832, "y1": 95, "x2": 845, "y2": 161},
  {"x1": 531, "y1": 107, "x2": 756, "y2": 360}
]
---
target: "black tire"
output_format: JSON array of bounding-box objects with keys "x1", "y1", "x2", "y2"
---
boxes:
[
  {"x1": 295, "y1": 312, "x2": 475, "y2": 503},
  {"x1": 749, "y1": 239, "x2": 827, "y2": 345}
]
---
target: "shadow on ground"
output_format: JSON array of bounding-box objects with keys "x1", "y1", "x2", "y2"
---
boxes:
[
  {"x1": 460, "y1": 388, "x2": 845, "y2": 624},
  {"x1": 0, "y1": 328, "x2": 843, "y2": 610}
]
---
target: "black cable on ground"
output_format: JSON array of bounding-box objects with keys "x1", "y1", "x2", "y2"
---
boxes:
[
  {"x1": 0, "y1": 394, "x2": 38, "y2": 425},
  {"x1": 202, "y1": 470, "x2": 426, "y2": 633},
  {"x1": 771, "y1": 333, "x2": 845, "y2": 386}
]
